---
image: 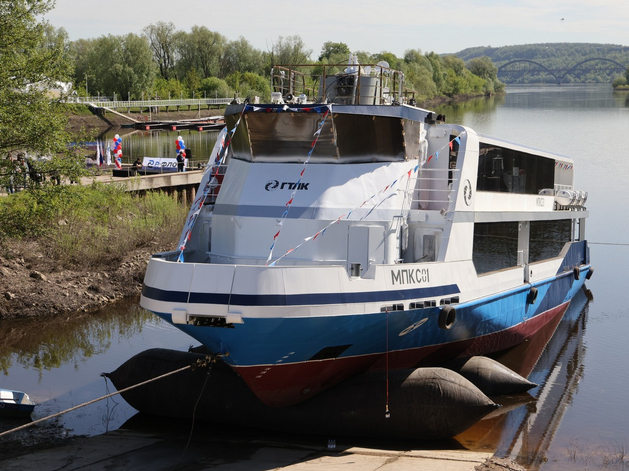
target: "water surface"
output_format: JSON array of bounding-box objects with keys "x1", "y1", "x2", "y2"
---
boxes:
[{"x1": 437, "y1": 84, "x2": 629, "y2": 470}]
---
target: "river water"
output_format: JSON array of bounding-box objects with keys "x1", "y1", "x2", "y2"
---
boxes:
[{"x1": 1, "y1": 84, "x2": 628, "y2": 470}]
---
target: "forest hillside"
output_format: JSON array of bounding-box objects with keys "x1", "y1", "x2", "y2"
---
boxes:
[{"x1": 453, "y1": 43, "x2": 629, "y2": 83}]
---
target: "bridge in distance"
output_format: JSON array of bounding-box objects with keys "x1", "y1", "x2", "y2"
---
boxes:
[{"x1": 497, "y1": 57, "x2": 628, "y2": 84}]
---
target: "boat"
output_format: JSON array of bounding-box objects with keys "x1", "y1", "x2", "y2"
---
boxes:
[
  {"x1": 140, "y1": 57, "x2": 592, "y2": 408},
  {"x1": 0, "y1": 388, "x2": 35, "y2": 418}
]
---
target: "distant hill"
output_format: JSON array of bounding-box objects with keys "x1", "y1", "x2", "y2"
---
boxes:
[{"x1": 453, "y1": 43, "x2": 629, "y2": 83}]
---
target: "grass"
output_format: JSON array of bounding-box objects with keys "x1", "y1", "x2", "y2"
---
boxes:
[
  {"x1": 0, "y1": 183, "x2": 186, "y2": 269},
  {"x1": 566, "y1": 437, "x2": 628, "y2": 470}
]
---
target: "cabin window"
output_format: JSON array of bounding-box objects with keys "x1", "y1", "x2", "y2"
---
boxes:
[
  {"x1": 381, "y1": 304, "x2": 404, "y2": 312},
  {"x1": 476, "y1": 143, "x2": 554, "y2": 194},
  {"x1": 332, "y1": 114, "x2": 405, "y2": 161},
  {"x1": 235, "y1": 113, "x2": 337, "y2": 161},
  {"x1": 228, "y1": 112, "x2": 406, "y2": 163},
  {"x1": 473, "y1": 222, "x2": 519, "y2": 275},
  {"x1": 529, "y1": 220, "x2": 571, "y2": 263}
]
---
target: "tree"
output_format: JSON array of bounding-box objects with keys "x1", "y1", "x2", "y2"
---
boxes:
[
  {"x1": 226, "y1": 72, "x2": 270, "y2": 100},
  {"x1": 152, "y1": 76, "x2": 187, "y2": 100},
  {"x1": 68, "y1": 38, "x2": 96, "y2": 96},
  {"x1": 0, "y1": 0, "x2": 91, "y2": 195},
  {"x1": 467, "y1": 56, "x2": 504, "y2": 94},
  {"x1": 175, "y1": 26, "x2": 227, "y2": 79},
  {"x1": 467, "y1": 56, "x2": 497, "y2": 81},
  {"x1": 370, "y1": 51, "x2": 401, "y2": 71},
  {"x1": 318, "y1": 42, "x2": 350, "y2": 62},
  {"x1": 403, "y1": 49, "x2": 437, "y2": 101},
  {"x1": 266, "y1": 36, "x2": 312, "y2": 72},
  {"x1": 222, "y1": 37, "x2": 264, "y2": 77},
  {"x1": 199, "y1": 77, "x2": 232, "y2": 99},
  {"x1": 83, "y1": 34, "x2": 154, "y2": 99},
  {"x1": 183, "y1": 69, "x2": 202, "y2": 96},
  {"x1": 425, "y1": 52, "x2": 446, "y2": 91},
  {"x1": 143, "y1": 22, "x2": 177, "y2": 80},
  {"x1": 0, "y1": 0, "x2": 71, "y2": 156},
  {"x1": 612, "y1": 75, "x2": 627, "y2": 88}
]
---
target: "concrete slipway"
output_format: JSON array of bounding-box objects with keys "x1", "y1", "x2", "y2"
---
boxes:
[{"x1": 1, "y1": 426, "x2": 497, "y2": 471}]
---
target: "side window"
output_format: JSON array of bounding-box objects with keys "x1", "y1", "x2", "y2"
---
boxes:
[
  {"x1": 477, "y1": 143, "x2": 554, "y2": 194},
  {"x1": 529, "y1": 220, "x2": 571, "y2": 263},
  {"x1": 473, "y1": 222, "x2": 518, "y2": 274}
]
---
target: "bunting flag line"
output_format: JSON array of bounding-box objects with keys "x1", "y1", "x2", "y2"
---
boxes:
[
  {"x1": 176, "y1": 105, "x2": 248, "y2": 262},
  {"x1": 266, "y1": 106, "x2": 331, "y2": 266},
  {"x1": 266, "y1": 131, "x2": 466, "y2": 267},
  {"x1": 555, "y1": 162, "x2": 573, "y2": 170}
]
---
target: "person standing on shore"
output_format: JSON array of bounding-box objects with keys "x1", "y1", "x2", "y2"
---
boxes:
[
  {"x1": 176, "y1": 136, "x2": 186, "y2": 172},
  {"x1": 4, "y1": 155, "x2": 16, "y2": 194},
  {"x1": 16, "y1": 155, "x2": 28, "y2": 190}
]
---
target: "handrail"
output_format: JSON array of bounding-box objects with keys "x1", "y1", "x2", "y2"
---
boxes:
[
  {"x1": 70, "y1": 97, "x2": 234, "y2": 108},
  {"x1": 404, "y1": 169, "x2": 460, "y2": 208}
]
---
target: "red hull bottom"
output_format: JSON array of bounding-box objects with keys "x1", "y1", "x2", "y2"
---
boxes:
[{"x1": 233, "y1": 303, "x2": 569, "y2": 407}]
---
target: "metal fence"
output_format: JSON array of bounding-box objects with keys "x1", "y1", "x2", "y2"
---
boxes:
[{"x1": 71, "y1": 97, "x2": 234, "y2": 109}]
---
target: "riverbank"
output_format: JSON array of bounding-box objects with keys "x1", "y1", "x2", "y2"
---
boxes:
[{"x1": 0, "y1": 239, "x2": 169, "y2": 320}]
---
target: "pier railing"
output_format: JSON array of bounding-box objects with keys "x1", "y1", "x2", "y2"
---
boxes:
[{"x1": 72, "y1": 97, "x2": 234, "y2": 109}]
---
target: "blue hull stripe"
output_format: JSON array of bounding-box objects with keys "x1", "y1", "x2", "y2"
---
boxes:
[
  {"x1": 142, "y1": 283, "x2": 460, "y2": 306},
  {"x1": 148, "y1": 264, "x2": 589, "y2": 367}
]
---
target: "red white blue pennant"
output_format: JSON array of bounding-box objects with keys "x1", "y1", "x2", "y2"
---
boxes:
[{"x1": 266, "y1": 105, "x2": 331, "y2": 266}]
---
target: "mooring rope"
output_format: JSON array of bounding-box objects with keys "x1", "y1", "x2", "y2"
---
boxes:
[
  {"x1": 182, "y1": 362, "x2": 214, "y2": 456},
  {"x1": 0, "y1": 356, "x2": 216, "y2": 439},
  {"x1": 385, "y1": 309, "x2": 391, "y2": 419}
]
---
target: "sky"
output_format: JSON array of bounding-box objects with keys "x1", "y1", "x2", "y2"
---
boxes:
[{"x1": 44, "y1": 0, "x2": 629, "y2": 57}]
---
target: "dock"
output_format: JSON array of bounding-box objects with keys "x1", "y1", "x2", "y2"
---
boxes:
[
  {"x1": 137, "y1": 115, "x2": 226, "y2": 131},
  {"x1": 83, "y1": 168, "x2": 206, "y2": 204},
  {"x1": 0, "y1": 425, "x2": 494, "y2": 471},
  {"x1": 74, "y1": 97, "x2": 233, "y2": 126}
]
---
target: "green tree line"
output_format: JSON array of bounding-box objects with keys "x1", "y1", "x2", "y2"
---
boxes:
[{"x1": 64, "y1": 23, "x2": 504, "y2": 103}]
